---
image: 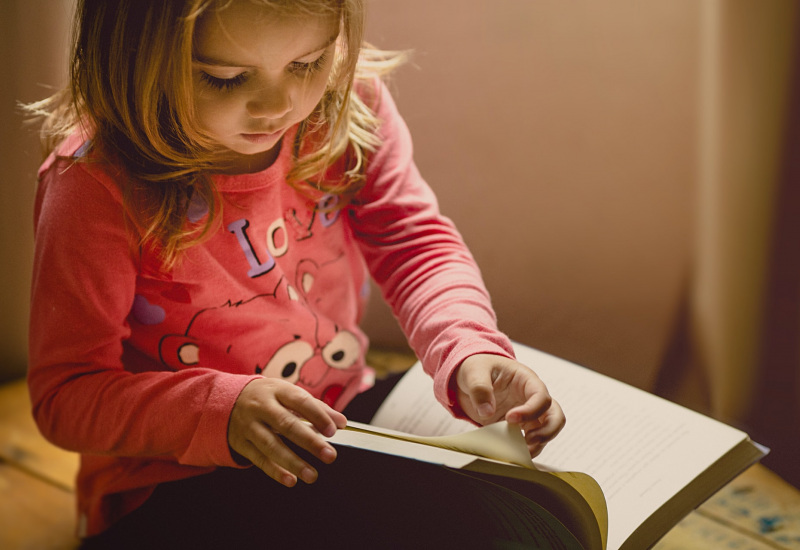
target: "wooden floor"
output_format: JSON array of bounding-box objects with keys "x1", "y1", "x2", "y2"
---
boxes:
[
  {"x1": 2, "y1": 350, "x2": 799, "y2": 549},
  {"x1": 0, "y1": 377, "x2": 80, "y2": 550}
]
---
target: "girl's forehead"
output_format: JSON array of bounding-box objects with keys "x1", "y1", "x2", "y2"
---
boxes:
[
  {"x1": 194, "y1": 1, "x2": 339, "y2": 65},
  {"x1": 198, "y1": 0, "x2": 341, "y2": 31}
]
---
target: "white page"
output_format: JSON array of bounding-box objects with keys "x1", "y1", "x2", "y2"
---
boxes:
[
  {"x1": 342, "y1": 420, "x2": 535, "y2": 468},
  {"x1": 370, "y1": 342, "x2": 758, "y2": 550},
  {"x1": 329, "y1": 426, "x2": 479, "y2": 468}
]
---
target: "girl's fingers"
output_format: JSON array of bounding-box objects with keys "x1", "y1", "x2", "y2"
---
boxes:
[
  {"x1": 456, "y1": 357, "x2": 498, "y2": 420},
  {"x1": 505, "y1": 389, "x2": 552, "y2": 424},
  {"x1": 520, "y1": 400, "x2": 566, "y2": 457},
  {"x1": 262, "y1": 400, "x2": 339, "y2": 465},
  {"x1": 237, "y1": 430, "x2": 313, "y2": 487},
  {"x1": 228, "y1": 379, "x2": 344, "y2": 486},
  {"x1": 250, "y1": 420, "x2": 333, "y2": 486},
  {"x1": 280, "y1": 386, "x2": 347, "y2": 437}
]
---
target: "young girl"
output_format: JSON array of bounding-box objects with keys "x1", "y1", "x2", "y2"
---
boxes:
[{"x1": 28, "y1": 0, "x2": 565, "y2": 547}]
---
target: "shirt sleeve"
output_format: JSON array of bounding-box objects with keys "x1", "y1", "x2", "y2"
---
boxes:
[
  {"x1": 349, "y1": 81, "x2": 516, "y2": 415},
  {"x1": 27, "y1": 149, "x2": 258, "y2": 467}
]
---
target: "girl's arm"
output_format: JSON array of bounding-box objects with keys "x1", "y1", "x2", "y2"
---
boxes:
[
  {"x1": 349, "y1": 81, "x2": 513, "y2": 408},
  {"x1": 27, "y1": 148, "x2": 341, "y2": 475},
  {"x1": 350, "y1": 82, "x2": 564, "y2": 452},
  {"x1": 28, "y1": 155, "x2": 249, "y2": 466}
]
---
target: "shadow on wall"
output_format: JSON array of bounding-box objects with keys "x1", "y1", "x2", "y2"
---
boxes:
[{"x1": 1, "y1": 0, "x2": 75, "y2": 383}]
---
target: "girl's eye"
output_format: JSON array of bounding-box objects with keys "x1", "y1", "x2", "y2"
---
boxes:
[
  {"x1": 288, "y1": 51, "x2": 329, "y2": 77},
  {"x1": 199, "y1": 72, "x2": 248, "y2": 92}
]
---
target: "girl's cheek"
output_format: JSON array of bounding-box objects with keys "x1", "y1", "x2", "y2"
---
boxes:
[{"x1": 198, "y1": 95, "x2": 237, "y2": 122}]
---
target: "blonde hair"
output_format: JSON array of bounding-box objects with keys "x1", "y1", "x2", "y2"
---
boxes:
[{"x1": 26, "y1": 0, "x2": 405, "y2": 267}]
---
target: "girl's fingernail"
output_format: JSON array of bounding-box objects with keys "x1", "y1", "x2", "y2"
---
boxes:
[
  {"x1": 282, "y1": 473, "x2": 297, "y2": 487},
  {"x1": 300, "y1": 467, "x2": 317, "y2": 484},
  {"x1": 321, "y1": 446, "x2": 337, "y2": 463},
  {"x1": 322, "y1": 425, "x2": 336, "y2": 438},
  {"x1": 478, "y1": 403, "x2": 494, "y2": 418}
]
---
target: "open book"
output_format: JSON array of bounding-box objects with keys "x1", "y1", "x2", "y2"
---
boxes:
[{"x1": 329, "y1": 342, "x2": 766, "y2": 550}]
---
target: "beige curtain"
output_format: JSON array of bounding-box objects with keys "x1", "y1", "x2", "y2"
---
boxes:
[{"x1": 692, "y1": 0, "x2": 799, "y2": 485}]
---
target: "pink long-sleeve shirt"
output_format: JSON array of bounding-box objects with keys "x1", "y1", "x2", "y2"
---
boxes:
[{"x1": 28, "y1": 81, "x2": 514, "y2": 537}]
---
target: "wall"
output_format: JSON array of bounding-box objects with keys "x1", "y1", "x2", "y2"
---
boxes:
[
  {"x1": 363, "y1": 0, "x2": 800, "y2": 485},
  {"x1": 363, "y1": 0, "x2": 698, "y2": 391},
  {"x1": 0, "y1": 0, "x2": 74, "y2": 383}
]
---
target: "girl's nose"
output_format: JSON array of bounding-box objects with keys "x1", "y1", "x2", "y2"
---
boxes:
[{"x1": 246, "y1": 83, "x2": 293, "y2": 119}]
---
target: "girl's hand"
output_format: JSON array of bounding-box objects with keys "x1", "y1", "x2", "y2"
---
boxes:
[
  {"x1": 454, "y1": 354, "x2": 566, "y2": 458},
  {"x1": 228, "y1": 378, "x2": 347, "y2": 487}
]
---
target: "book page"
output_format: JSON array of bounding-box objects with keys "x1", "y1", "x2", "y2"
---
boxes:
[
  {"x1": 370, "y1": 342, "x2": 763, "y2": 550},
  {"x1": 345, "y1": 420, "x2": 536, "y2": 468},
  {"x1": 330, "y1": 426, "x2": 483, "y2": 469}
]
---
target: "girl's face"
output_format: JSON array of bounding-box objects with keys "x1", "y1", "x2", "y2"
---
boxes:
[{"x1": 193, "y1": 1, "x2": 339, "y2": 173}]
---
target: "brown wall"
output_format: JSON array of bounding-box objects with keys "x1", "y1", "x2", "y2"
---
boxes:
[
  {"x1": 363, "y1": 0, "x2": 799, "y2": 485},
  {"x1": 363, "y1": 0, "x2": 698, "y2": 390},
  {"x1": 1, "y1": 0, "x2": 74, "y2": 383}
]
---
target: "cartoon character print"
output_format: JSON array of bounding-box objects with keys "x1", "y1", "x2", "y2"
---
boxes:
[
  {"x1": 157, "y1": 266, "x2": 364, "y2": 409},
  {"x1": 288, "y1": 254, "x2": 365, "y2": 407},
  {"x1": 154, "y1": 191, "x2": 366, "y2": 409}
]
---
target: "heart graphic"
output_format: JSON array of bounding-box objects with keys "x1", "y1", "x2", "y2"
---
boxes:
[{"x1": 132, "y1": 295, "x2": 166, "y2": 325}]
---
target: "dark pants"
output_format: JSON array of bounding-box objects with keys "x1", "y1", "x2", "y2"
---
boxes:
[{"x1": 80, "y1": 375, "x2": 580, "y2": 549}]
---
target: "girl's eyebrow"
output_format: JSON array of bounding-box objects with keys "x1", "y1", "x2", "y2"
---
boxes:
[
  {"x1": 193, "y1": 54, "x2": 249, "y2": 68},
  {"x1": 193, "y1": 33, "x2": 339, "y2": 67}
]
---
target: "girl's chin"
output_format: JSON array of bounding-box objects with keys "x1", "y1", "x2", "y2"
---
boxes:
[{"x1": 220, "y1": 141, "x2": 283, "y2": 174}]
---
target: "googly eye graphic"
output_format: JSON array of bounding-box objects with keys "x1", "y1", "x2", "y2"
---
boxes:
[
  {"x1": 321, "y1": 331, "x2": 360, "y2": 370},
  {"x1": 258, "y1": 340, "x2": 314, "y2": 383}
]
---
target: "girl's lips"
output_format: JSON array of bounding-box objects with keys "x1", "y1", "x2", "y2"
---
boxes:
[{"x1": 241, "y1": 130, "x2": 282, "y2": 144}]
